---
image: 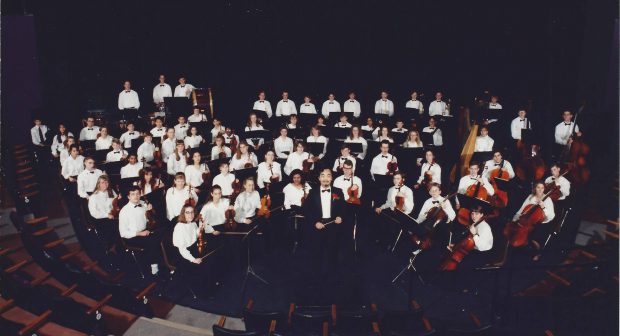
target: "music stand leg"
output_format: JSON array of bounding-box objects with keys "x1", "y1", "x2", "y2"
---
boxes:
[
  {"x1": 392, "y1": 251, "x2": 425, "y2": 285},
  {"x1": 391, "y1": 229, "x2": 403, "y2": 253},
  {"x1": 292, "y1": 215, "x2": 299, "y2": 255}
]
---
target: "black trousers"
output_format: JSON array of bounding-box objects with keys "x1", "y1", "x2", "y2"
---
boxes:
[
  {"x1": 308, "y1": 218, "x2": 341, "y2": 277},
  {"x1": 125, "y1": 233, "x2": 162, "y2": 265},
  {"x1": 94, "y1": 218, "x2": 120, "y2": 248}
]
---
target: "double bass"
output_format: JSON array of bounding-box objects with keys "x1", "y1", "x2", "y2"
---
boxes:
[{"x1": 503, "y1": 188, "x2": 553, "y2": 247}]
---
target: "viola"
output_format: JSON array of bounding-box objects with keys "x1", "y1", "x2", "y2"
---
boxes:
[
  {"x1": 346, "y1": 175, "x2": 361, "y2": 205},
  {"x1": 387, "y1": 155, "x2": 398, "y2": 176},
  {"x1": 302, "y1": 155, "x2": 316, "y2": 173},
  {"x1": 224, "y1": 208, "x2": 237, "y2": 231},
  {"x1": 244, "y1": 158, "x2": 254, "y2": 169},
  {"x1": 488, "y1": 161, "x2": 510, "y2": 208},
  {"x1": 144, "y1": 200, "x2": 157, "y2": 230},
  {"x1": 269, "y1": 163, "x2": 279, "y2": 183},
  {"x1": 184, "y1": 187, "x2": 197, "y2": 207},
  {"x1": 257, "y1": 184, "x2": 272, "y2": 218},
  {"x1": 503, "y1": 189, "x2": 553, "y2": 247},
  {"x1": 457, "y1": 174, "x2": 489, "y2": 226},
  {"x1": 229, "y1": 131, "x2": 238, "y2": 155},
  {"x1": 152, "y1": 148, "x2": 163, "y2": 169},
  {"x1": 218, "y1": 148, "x2": 227, "y2": 159},
  {"x1": 110, "y1": 195, "x2": 121, "y2": 218},
  {"x1": 230, "y1": 179, "x2": 241, "y2": 202},
  {"x1": 201, "y1": 164, "x2": 212, "y2": 188}
]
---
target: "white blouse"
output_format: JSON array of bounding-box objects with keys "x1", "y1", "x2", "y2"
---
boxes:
[
  {"x1": 167, "y1": 152, "x2": 189, "y2": 175},
  {"x1": 165, "y1": 186, "x2": 198, "y2": 220},
  {"x1": 234, "y1": 191, "x2": 261, "y2": 222},
  {"x1": 256, "y1": 161, "x2": 282, "y2": 189},
  {"x1": 283, "y1": 183, "x2": 312, "y2": 209},
  {"x1": 212, "y1": 173, "x2": 236, "y2": 196},
  {"x1": 88, "y1": 190, "x2": 116, "y2": 219},
  {"x1": 173, "y1": 222, "x2": 200, "y2": 262},
  {"x1": 95, "y1": 136, "x2": 113, "y2": 150},
  {"x1": 284, "y1": 151, "x2": 312, "y2": 176},
  {"x1": 199, "y1": 198, "x2": 230, "y2": 228},
  {"x1": 210, "y1": 145, "x2": 232, "y2": 160},
  {"x1": 229, "y1": 153, "x2": 258, "y2": 171},
  {"x1": 274, "y1": 137, "x2": 294, "y2": 158},
  {"x1": 184, "y1": 164, "x2": 209, "y2": 187}
]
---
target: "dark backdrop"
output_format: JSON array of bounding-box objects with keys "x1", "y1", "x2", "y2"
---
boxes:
[{"x1": 2, "y1": 0, "x2": 618, "y2": 160}]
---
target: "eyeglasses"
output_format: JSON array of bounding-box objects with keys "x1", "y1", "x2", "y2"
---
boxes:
[{"x1": 184, "y1": 211, "x2": 194, "y2": 214}]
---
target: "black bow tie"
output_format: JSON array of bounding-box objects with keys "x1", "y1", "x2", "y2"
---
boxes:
[
  {"x1": 304, "y1": 104, "x2": 309, "y2": 106},
  {"x1": 88, "y1": 128, "x2": 93, "y2": 131},
  {"x1": 322, "y1": 189, "x2": 331, "y2": 193},
  {"x1": 180, "y1": 125, "x2": 186, "y2": 128},
  {"x1": 428, "y1": 127, "x2": 436, "y2": 130},
  {"x1": 382, "y1": 155, "x2": 388, "y2": 158},
  {"x1": 494, "y1": 163, "x2": 500, "y2": 166},
  {"x1": 159, "y1": 84, "x2": 164, "y2": 87},
  {"x1": 114, "y1": 151, "x2": 120, "y2": 154},
  {"x1": 564, "y1": 123, "x2": 571, "y2": 126},
  {"x1": 349, "y1": 100, "x2": 354, "y2": 102},
  {"x1": 125, "y1": 91, "x2": 131, "y2": 93},
  {"x1": 134, "y1": 204, "x2": 142, "y2": 208},
  {"x1": 89, "y1": 171, "x2": 95, "y2": 174},
  {"x1": 157, "y1": 128, "x2": 162, "y2": 131},
  {"x1": 329, "y1": 102, "x2": 334, "y2": 104},
  {"x1": 283, "y1": 101, "x2": 288, "y2": 103},
  {"x1": 470, "y1": 177, "x2": 478, "y2": 180},
  {"x1": 436, "y1": 100, "x2": 441, "y2": 102},
  {"x1": 129, "y1": 132, "x2": 135, "y2": 135},
  {"x1": 180, "y1": 85, "x2": 185, "y2": 87},
  {"x1": 344, "y1": 178, "x2": 351, "y2": 181},
  {"x1": 259, "y1": 101, "x2": 264, "y2": 103},
  {"x1": 432, "y1": 200, "x2": 439, "y2": 204},
  {"x1": 520, "y1": 119, "x2": 525, "y2": 122}
]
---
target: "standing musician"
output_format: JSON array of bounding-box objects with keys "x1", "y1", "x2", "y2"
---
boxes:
[
  {"x1": 136, "y1": 167, "x2": 164, "y2": 196},
  {"x1": 184, "y1": 152, "x2": 210, "y2": 194},
  {"x1": 79, "y1": 117, "x2": 100, "y2": 141},
  {"x1": 166, "y1": 141, "x2": 189, "y2": 176},
  {"x1": 88, "y1": 175, "x2": 121, "y2": 250},
  {"x1": 299, "y1": 95, "x2": 317, "y2": 115},
  {"x1": 274, "y1": 127, "x2": 294, "y2": 159},
  {"x1": 252, "y1": 91, "x2": 273, "y2": 118},
  {"x1": 211, "y1": 135, "x2": 232, "y2": 159},
  {"x1": 510, "y1": 109, "x2": 531, "y2": 141},
  {"x1": 414, "y1": 150, "x2": 442, "y2": 189},
  {"x1": 165, "y1": 172, "x2": 198, "y2": 223},
  {"x1": 321, "y1": 93, "x2": 341, "y2": 118},
  {"x1": 405, "y1": 91, "x2": 425, "y2": 114},
  {"x1": 303, "y1": 168, "x2": 345, "y2": 276},
  {"x1": 332, "y1": 144, "x2": 357, "y2": 173},
  {"x1": 275, "y1": 91, "x2": 297, "y2": 117},
  {"x1": 119, "y1": 186, "x2": 160, "y2": 275},
  {"x1": 284, "y1": 141, "x2": 315, "y2": 176},
  {"x1": 483, "y1": 151, "x2": 515, "y2": 180},
  {"x1": 117, "y1": 80, "x2": 140, "y2": 112},
  {"x1": 229, "y1": 141, "x2": 258, "y2": 171},
  {"x1": 150, "y1": 118, "x2": 166, "y2": 139},
  {"x1": 106, "y1": 139, "x2": 128, "y2": 162},
  {"x1": 343, "y1": 92, "x2": 361, "y2": 118},
  {"x1": 152, "y1": 74, "x2": 172, "y2": 107},
  {"x1": 374, "y1": 91, "x2": 395, "y2": 117},
  {"x1": 77, "y1": 157, "x2": 104, "y2": 199},
  {"x1": 173, "y1": 77, "x2": 195, "y2": 98},
  {"x1": 95, "y1": 126, "x2": 113, "y2": 150},
  {"x1": 428, "y1": 92, "x2": 448, "y2": 116},
  {"x1": 345, "y1": 126, "x2": 368, "y2": 160},
  {"x1": 161, "y1": 128, "x2": 177, "y2": 163},
  {"x1": 474, "y1": 126, "x2": 494, "y2": 152},
  {"x1": 212, "y1": 163, "x2": 236, "y2": 197},
  {"x1": 257, "y1": 150, "x2": 282, "y2": 190},
  {"x1": 370, "y1": 140, "x2": 398, "y2": 179},
  {"x1": 120, "y1": 154, "x2": 141, "y2": 179},
  {"x1": 554, "y1": 110, "x2": 583, "y2": 158}
]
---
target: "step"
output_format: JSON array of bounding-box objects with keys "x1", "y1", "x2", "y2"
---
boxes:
[
  {"x1": 124, "y1": 316, "x2": 212, "y2": 336},
  {"x1": 163, "y1": 304, "x2": 245, "y2": 331}
]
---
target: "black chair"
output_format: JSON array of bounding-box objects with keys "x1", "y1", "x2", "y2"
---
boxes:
[
  {"x1": 121, "y1": 238, "x2": 146, "y2": 278},
  {"x1": 380, "y1": 309, "x2": 436, "y2": 336},
  {"x1": 213, "y1": 316, "x2": 261, "y2": 336},
  {"x1": 242, "y1": 299, "x2": 287, "y2": 335},
  {"x1": 332, "y1": 309, "x2": 380, "y2": 336},
  {"x1": 444, "y1": 325, "x2": 495, "y2": 336},
  {"x1": 290, "y1": 308, "x2": 331, "y2": 336}
]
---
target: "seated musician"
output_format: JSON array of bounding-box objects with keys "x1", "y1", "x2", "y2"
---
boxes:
[
  {"x1": 166, "y1": 140, "x2": 189, "y2": 176},
  {"x1": 283, "y1": 141, "x2": 315, "y2": 176},
  {"x1": 345, "y1": 126, "x2": 368, "y2": 160},
  {"x1": 119, "y1": 122, "x2": 140, "y2": 150},
  {"x1": 513, "y1": 182, "x2": 555, "y2": 251},
  {"x1": 184, "y1": 152, "x2": 210, "y2": 194},
  {"x1": 333, "y1": 160, "x2": 363, "y2": 203},
  {"x1": 370, "y1": 140, "x2": 398, "y2": 180},
  {"x1": 483, "y1": 151, "x2": 515, "y2": 180},
  {"x1": 286, "y1": 114, "x2": 299, "y2": 129},
  {"x1": 403, "y1": 130, "x2": 423, "y2": 148},
  {"x1": 137, "y1": 133, "x2": 156, "y2": 164},
  {"x1": 174, "y1": 116, "x2": 189, "y2": 140},
  {"x1": 211, "y1": 135, "x2": 232, "y2": 159},
  {"x1": 361, "y1": 117, "x2": 378, "y2": 133},
  {"x1": 422, "y1": 117, "x2": 443, "y2": 146},
  {"x1": 106, "y1": 139, "x2": 128, "y2": 162},
  {"x1": 374, "y1": 126, "x2": 394, "y2": 143},
  {"x1": 187, "y1": 106, "x2": 208, "y2": 123},
  {"x1": 95, "y1": 126, "x2": 113, "y2": 150},
  {"x1": 77, "y1": 157, "x2": 104, "y2": 199},
  {"x1": 120, "y1": 154, "x2": 141, "y2": 179},
  {"x1": 88, "y1": 175, "x2": 120, "y2": 250},
  {"x1": 210, "y1": 117, "x2": 226, "y2": 143},
  {"x1": 299, "y1": 95, "x2": 317, "y2": 115},
  {"x1": 229, "y1": 141, "x2": 258, "y2": 171},
  {"x1": 257, "y1": 150, "x2": 282, "y2": 190},
  {"x1": 544, "y1": 163, "x2": 571, "y2": 202},
  {"x1": 119, "y1": 186, "x2": 160, "y2": 275},
  {"x1": 274, "y1": 127, "x2": 294, "y2": 159},
  {"x1": 161, "y1": 128, "x2": 177, "y2": 163},
  {"x1": 165, "y1": 172, "x2": 198, "y2": 223},
  {"x1": 456, "y1": 162, "x2": 494, "y2": 206},
  {"x1": 50, "y1": 123, "x2": 72, "y2": 158},
  {"x1": 233, "y1": 177, "x2": 261, "y2": 227},
  {"x1": 244, "y1": 113, "x2": 265, "y2": 150},
  {"x1": 136, "y1": 167, "x2": 164, "y2": 196},
  {"x1": 223, "y1": 127, "x2": 240, "y2": 148},
  {"x1": 306, "y1": 126, "x2": 328, "y2": 160},
  {"x1": 488, "y1": 95, "x2": 502, "y2": 110},
  {"x1": 334, "y1": 113, "x2": 352, "y2": 128},
  {"x1": 150, "y1": 117, "x2": 166, "y2": 139},
  {"x1": 59, "y1": 136, "x2": 76, "y2": 167},
  {"x1": 62, "y1": 145, "x2": 85, "y2": 185},
  {"x1": 283, "y1": 169, "x2": 312, "y2": 211},
  {"x1": 184, "y1": 126, "x2": 205, "y2": 149},
  {"x1": 332, "y1": 144, "x2": 357, "y2": 173},
  {"x1": 443, "y1": 206, "x2": 494, "y2": 270},
  {"x1": 374, "y1": 172, "x2": 414, "y2": 248},
  {"x1": 391, "y1": 120, "x2": 408, "y2": 134},
  {"x1": 474, "y1": 126, "x2": 494, "y2": 152},
  {"x1": 416, "y1": 183, "x2": 456, "y2": 224},
  {"x1": 199, "y1": 185, "x2": 233, "y2": 235},
  {"x1": 414, "y1": 150, "x2": 441, "y2": 189},
  {"x1": 212, "y1": 162, "x2": 236, "y2": 197},
  {"x1": 79, "y1": 117, "x2": 100, "y2": 141}
]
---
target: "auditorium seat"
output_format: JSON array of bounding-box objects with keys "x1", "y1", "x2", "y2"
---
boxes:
[
  {"x1": 213, "y1": 316, "x2": 261, "y2": 336},
  {"x1": 289, "y1": 304, "x2": 332, "y2": 336},
  {"x1": 242, "y1": 298, "x2": 287, "y2": 335},
  {"x1": 330, "y1": 305, "x2": 380, "y2": 336},
  {"x1": 377, "y1": 300, "x2": 435, "y2": 336}
]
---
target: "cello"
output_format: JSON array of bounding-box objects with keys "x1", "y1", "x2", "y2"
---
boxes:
[
  {"x1": 560, "y1": 106, "x2": 590, "y2": 185},
  {"x1": 456, "y1": 173, "x2": 489, "y2": 225},
  {"x1": 503, "y1": 187, "x2": 554, "y2": 247},
  {"x1": 387, "y1": 155, "x2": 399, "y2": 176},
  {"x1": 544, "y1": 169, "x2": 570, "y2": 201},
  {"x1": 423, "y1": 193, "x2": 457, "y2": 228},
  {"x1": 439, "y1": 220, "x2": 481, "y2": 271},
  {"x1": 488, "y1": 160, "x2": 509, "y2": 208}
]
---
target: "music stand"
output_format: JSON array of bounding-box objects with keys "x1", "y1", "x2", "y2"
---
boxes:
[
  {"x1": 232, "y1": 167, "x2": 258, "y2": 182},
  {"x1": 392, "y1": 131, "x2": 407, "y2": 144},
  {"x1": 420, "y1": 131, "x2": 435, "y2": 147},
  {"x1": 306, "y1": 142, "x2": 326, "y2": 157},
  {"x1": 298, "y1": 113, "x2": 317, "y2": 128},
  {"x1": 392, "y1": 249, "x2": 426, "y2": 304},
  {"x1": 471, "y1": 151, "x2": 493, "y2": 165},
  {"x1": 345, "y1": 142, "x2": 364, "y2": 156},
  {"x1": 239, "y1": 223, "x2": 269, "y2": 302},
  {"x1": 252, "y1": 109, "x2": 270, "y2": 121}
]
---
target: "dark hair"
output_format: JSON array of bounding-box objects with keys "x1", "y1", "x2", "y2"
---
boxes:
[
  {"x1": 139, "y1": 167, "x2": 157, "y2": 193},
  {"x1": 127, "y1": 185, "x2": 141, "y2": 196},
  {"x1": 289, "y1": 169, "x2": 305, "y2": 185},
  {"x1": 343, "y1": 159, "x2": 353, "y2": 168}
]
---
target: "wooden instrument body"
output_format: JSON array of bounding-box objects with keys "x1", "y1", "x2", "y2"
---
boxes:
[
  {"x1": 257, "y1": 194, "x2": 272, "y2": 218},
  {"x1": 386, "y1": 161, "x2": 398, "y2": 176},
  {"x1": 456, "y1": 181, "x2": 488, "y2": 225},
  {"x1": 224, "y1": 209, "x2": 237, "y2": 231},
  {"x1": 488, "y1": 168, "x2": 509, "y2": 208},
  {"x1": 503, "y1": 203, "x2": 545, "y2": 247},
  {"x1": 395, "y1": 195, "x2": 405, "y2": 212},
  {"x1": 440, "y1": 234, "x2": 476, "y2": 271}
]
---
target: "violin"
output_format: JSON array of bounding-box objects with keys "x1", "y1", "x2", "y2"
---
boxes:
[
  {"x1": 257, "y1": 184, "x2": 272, "y2": 218},
  {"x1": 110, "y1": 195, "x2": 121, "y2": 218},
  {"x1": 184, "y1": 187, "x2": 197, "y2": 207},
  {"x1": 457, "y1": 173, "x2": 489, "y2": 226},
  {"x1": 302, "y1": 155, "x2": 316, "y2": 173},
  {"x1": 230, "y1": 179, "x2": 241, "y2": 202},
  {"x1": 387, "y1": 155, "x2": 398, "y2": 176},
  {"x1": 544, "y1": 170, "x2": 570, "y2": 202},
  {"x1": 503, "y1": 189, "x2": 553, "y2": 247},
  {"x1": 229, "y1": 131, "x2": 238, "y2": 155},
  {"x1": 152, "y1": 147, "x2": 163, "y2": 169},
  {"x1": 144, "y1": 200, "x2": 157, "y2": 230},
  {"x1": 197, "y1": 215, "x2": 205, "y2": 256},
  {"x1": 224, "y1": 208, "x2": 237, "y2": 231},
  {"x1": 218, "y1": 147, "x2": 227, "y2": 159},
  {"x1": 346, "y1": 175, "x2": 361, "y2": 205},
  {"x1": 395, "y1": 184, "x2": 405, "y2": 212},
  {"x1": 269, "y1": 163, "x2": 279, "y2": 183},
  {"x1": 201, "y1": 164, "x2": 212, "y2": 188},
  {"x1": 301, "y1": 184, "x2": 307, "y2": 205},
  {"x1": 488, "y1": 161, "x2": 509, "y2": 208},
  {"x1": 418, "y1": 162, "x2": 434, "y2": 187},
  {"x1": 439, "y1": 220, "x2": 481, "y2": 271},
  {"x1": 244, "y1": 156, "x2": 254, "y2": 169}
]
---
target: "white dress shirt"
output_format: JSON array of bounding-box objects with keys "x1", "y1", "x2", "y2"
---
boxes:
[
  {"x1": 88, "y1": 190, "x2": 115, "y2": 219},
  {"x1": 211, "y1": 145, "x2": 232, "y2": 160},
  {"x1": 471, "y1": 220, "x2": 493, "y2": 251},
  {"x1": 422, "y1": 127, "x2": 443, "y2": 146},
  {"x1": 137, "y1": 142, "x2": 156, "y2": 163},
  {"x1": 256, "y1": 162, "x2": 282, "y2": 189},
  {"x1": 275, "y1": 99, "x2": 297, "y2": 116},
  {"x1": 51, "y1": 132, "x2": 73, "y2": 155},
  {"x1": 513, "y1": 196, "x2": 555, "y2": 223},
  {"x1": 119, "y1": 201, "x2": 148, "y2": 238},
  {"x1": 343, "y1": 99, "x2": 361, "y2": 118},
  {"x1": 118, "y1": 90, "x2": 140, "y2": 110},
  {"x1": 274, "y1": 137, "x2": 294, "y2": 158},
  {"x1": 212, "y1": 173, "x2": 235, "y2": 196},
  {"x1": 119, "y1": 131, "x2": 140, "y2": 148},
  {"x1": 31, "y1": 125, "x2": 49, "y2": 145},
  {"x1": 374, "y1": 99, "x2": 394, "y2": 116},
  {"x1": 391, "y1": 127, "x2": 408, "y2": 134},
  {"x1": 416, "y1": 196, "x2": 456, "y2": 224},
  {"x1": 417, "y1": 162, "x2": 442, "y2": 184},
  {"x1": 174, "y1": 84, "x2": 195, "y2": 98},
  {"x1": 345, "y1": 137, "x2": 368, "y2": 159},
  {"x1": 284, "y1": 151, "x2": 312, "y2": 175},
  {"x1": 488, "y1": 103, "x2": 503, "y2": 110},
  {"x1": 380, "y1": 185, "x2": 414, "y2": 214},
  {"x1": 283, "y1": 183, "x2": 311, "y2": 209},
  {"x1": 96, "y1": 136, "x2": 113, "y2": 150},
  {"x1": 554, "y1": 122, "x2": 579, "y2": 145},
  {"x1": 187, "y1": 113, "x2": 208, "y2": 123},
  {"x1": 234, "y1": 191, "x2": 261, "y2": 222},
  {"x1": 229, "y1": 153, "x2": 258, "y2": 171},
  {"x1": 106, "y1": 149, "x2": 128, "y2": 162},
  {"x1": 544, "y1": 176, "x2": 571, "y2": 200},
  {"x1": 184, "y1": 135, "x2": 203, "y2": 149},
  {"x1": 370, "y1": 153, "x2": 397, "y2": 177},
  {"x1": 457, "y1": 175, "x2": 494, "y2": 196},
  {"x1": 210, "y1": 125, "x2": 226, "y2": 142},
  {"x1": 334, "y1": 122, "x2": 352, "y2": 128},
  {"x1": 77, "y1": 169, "x2": 104, "y2": 198},
  {"x1": 321, "y1": 100, "x2": 341, "y2": 118},
  {"x1": 79, "y1": 126, "x2": 100, "y2": 141},
  {"x1": 333, "y1": 175, "x2": 363, "y2": 202},
  {"x1": 153, "y1": 83, "x2": 172, "y2": 104},
  {"x1": 200, "y1": 198, "x2": 230, "y2": 227},
  {"x1": 59, "y1": 149, "x2": 70, "y2": 167},
  {"x1": 120, "y1": 163, "x2": 141, "y2": 179},
  {"x1": 166, "y1": 186, "x2": 198, "y2": 220},
  {"x1": 474, "y1": 135, "x2": 494, "y2": 152},
  {"x1": 252, "y1": 100, "x2": 273, "y2": 118},
  {"x1": 332, "y1": 155, "x2": 357, "y2": 172},
  {"x1": 173, "y1": 222, "x2": 200, "y2": 262},
  {"x1": 405, "y1": 99, "x2": 424, "y2": 113},
  {"x1": 299, "y1": 103, "x2": 317, "y2": 114},
  {"x1": 161, "y1": 138, "x2": 176, "y2": 162},
  {"x1": 483, "y1": 160, "x2": 515, "y2": 180},
  {"x1": 62, "y1": 155, "x2": 85, "y2": 179},
  {"x1": 510, "y1": 117, "x2": 531, "y2": 140},
  {"x1": 428, "y1": 100, "x2": 447, "y2": 116},
  {"x1": 150, "y1": 127, "x2": 166, "y2": 139},
  {"x1": 184, "y1": 164, "x2": 209, "y2": 187},
  {"x1": 174, "y1": 124, "x2": 189, "y2": 140},
  {"x1": 306, "y1": 135, "x2": 328, "y2": 159},
  {"x1": 167, "y1": 153, "x2": 188, "y2": 175}
]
